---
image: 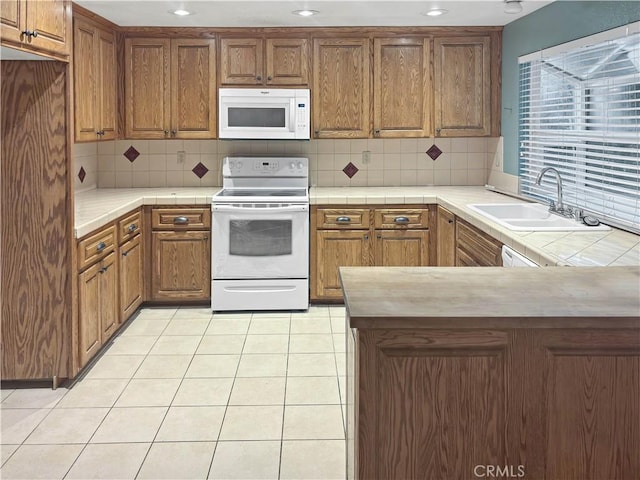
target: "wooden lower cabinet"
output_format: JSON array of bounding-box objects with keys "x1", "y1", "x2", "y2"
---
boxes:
[
  {"x1": 312, "y1": 205, "x2": 432, "y2": 301},
  {"x1": 437, "y1": 205, "x2": 456, "y2": 266},
  {"x1": 374, "y1": 229, "x2": 429, "y2": 266},
  {"x1": 315, "y1": 230, "x2": 371, "y2": 299},
  {"x1": 78, "y1": 252, "x2": 117, "y2": 366},
  {"x1": 119, "y1": 234, "x2": 143, "y2": 321},
  {"x1": 152, "y1": 231, "x2": 210, "y2": 300},
  {"x1": 348, "y1": 327, "x2": 640, "y2": 479},
  {"x1": 456, "y1": 218, "x2": 502, "y2": 266}
]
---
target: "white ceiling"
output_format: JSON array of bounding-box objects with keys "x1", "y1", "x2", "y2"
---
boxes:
[{"x1": 74, "y1": 0, "x2": 554, "y2": 27}]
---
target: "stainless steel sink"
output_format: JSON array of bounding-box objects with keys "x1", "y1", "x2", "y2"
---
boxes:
[{"x1": 467, "y1": 203, "x2": 610, "y2": 231}]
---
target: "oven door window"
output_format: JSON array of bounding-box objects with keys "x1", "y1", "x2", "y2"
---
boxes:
[
  {"x1": 229, "y1": 219, "x2": 292, "y2": 256},
  {"x1": 228, "y1": 108, "x2": 286, "y2": 128}
]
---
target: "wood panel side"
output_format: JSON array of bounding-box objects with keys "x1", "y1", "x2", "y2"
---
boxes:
[
  {"x1": 1, "y1": 61, "x2": 70, "y2": 380},
  {"x1": 541, "y1": 330, "x2": 640, "y2": 480}
]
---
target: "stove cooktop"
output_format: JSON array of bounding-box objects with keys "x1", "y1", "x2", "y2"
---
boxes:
[{"x1": 213, "y1": 187, "x2": 309, "y2": 204}]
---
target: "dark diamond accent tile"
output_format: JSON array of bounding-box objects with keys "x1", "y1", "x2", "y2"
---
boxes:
[
  {"x1": 123, "y1": 146, "x2": 140, "y2": 162},
  {"x1": 192, "y1": 162, "x2": 209, "y2": 179},
  {"x1": 426, "y1": 144, "x2": 443, "y2": 161},
  {"x1": 78, "y1": 167, "x2": 86, "y2": 183},
  {"x1": 342, "y1": 162, "x2": 359, "y2": 179}
]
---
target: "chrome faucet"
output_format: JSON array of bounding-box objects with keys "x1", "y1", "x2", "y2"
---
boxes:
[{"x1": 535, "y1": 167, "x2": 573, "y2": 217}]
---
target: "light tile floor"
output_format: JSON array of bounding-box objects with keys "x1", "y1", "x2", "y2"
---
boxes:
[{"x1": 0, "y1": 306, "x2": 348, "y2": 480}]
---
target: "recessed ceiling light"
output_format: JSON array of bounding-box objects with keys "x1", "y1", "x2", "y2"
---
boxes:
[
  {"x1": 292, "y1": 10, "x2": 319, "y2": 17},
  {"x1": 171, "y1": 9, "x2": 192, "y2": 16},
  {"x1": 504, "y1": 0, "x2": 523, "y2": 14},
  {"x1": 422, "y1": 8, "x2": 448, "y2": 17}
]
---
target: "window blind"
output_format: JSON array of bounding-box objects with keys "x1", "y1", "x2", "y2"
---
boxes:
[{"x1": 518, "y1": 23, "x2": 640, "y2": 233}]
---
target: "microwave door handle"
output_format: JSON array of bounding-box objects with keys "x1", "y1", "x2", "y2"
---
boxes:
[
  {"x1": 290, "y1": 98, "x2": 296, "y2": 132},
  {"x1": 213, "y1": 204, "x2": 308, "y2": 214}
]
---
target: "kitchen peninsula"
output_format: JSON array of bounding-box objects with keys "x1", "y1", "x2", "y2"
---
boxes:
[{"x1": 341, "y1": 266, "x2": 640, "y2": 480}]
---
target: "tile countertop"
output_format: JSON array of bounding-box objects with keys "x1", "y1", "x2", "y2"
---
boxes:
[{"x1": 75, "y1": 186, "x2": 640, "y2": 267}]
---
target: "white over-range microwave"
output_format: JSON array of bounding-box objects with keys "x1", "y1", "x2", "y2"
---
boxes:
[{"x1": 218, "y1": 88, "x2": 310, "y2": 140}]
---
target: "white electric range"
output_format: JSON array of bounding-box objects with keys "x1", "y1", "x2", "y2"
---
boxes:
[{"x1": 211, "y1": 156, "x2": 309, "y2": 311}]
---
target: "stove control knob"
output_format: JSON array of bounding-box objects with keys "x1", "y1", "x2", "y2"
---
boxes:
[
  {"x1": 297, "y1": 162, "x2": 304, "y2": 170},
  {"x1": 236, "y1": 161, "x2": 243, "y2": 169},
  {"x1": 228, "y1": 160, "x2": 235, "y2": 169},
  {"x1": 289, "y1": 162, "x2": 296, "y2": 169}
]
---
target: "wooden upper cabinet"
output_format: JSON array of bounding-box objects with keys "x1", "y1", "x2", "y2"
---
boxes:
[
  {"x1": 220, "y1": 37, "x2": 309, "y2": 86},
  {"x1": 171, "y1": 39, "x2": 217, "y2": 139},
  {"x1": 73, "y1": 16, "x2": 116, "y2": 142},
  {"x1": 125, "y1": 38, "x2": 216, "y2": 139},
  {"x1": 373, "y1": 37, "x2": 431, "y2": 138},
  {"x1": 434, "y1": 36, "x2": 491, "y2": 137},
  {"x1": 125, "y1": 38, "x2": 171, "y2": 139},
  {"x1": 313, "y1": 38, "x2": 370, "y2": 138},
  {"x1": 219, "y1": 38, "x2": 263, "y2": 85},
  {"x1": 265, "y1": 38, "x2": 309, "y2": 85},
  {"x1": 0, "y1": 0, "x2": 70, "y2": 60}
]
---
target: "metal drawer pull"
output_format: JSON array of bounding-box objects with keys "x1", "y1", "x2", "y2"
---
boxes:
[
  {"x1": 394, "y1": 216, "x2": 410, "y2": 224},
  {"x1": 336, "y1": 216, "x2": 351, "y2": 223},
  {"x1": 173, "y1": 216, "x2": 189, "y2": 225},
  {"x1": 96, "y1": 241, "x2": 106, "y2": 251},
  {"x1": 128, "y1": 223, "x2": 137, "y2": 232}
]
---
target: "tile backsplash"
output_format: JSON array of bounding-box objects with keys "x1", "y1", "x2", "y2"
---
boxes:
[{"x1": 73, "y1": 137, "x2": 506, "y2": 192}]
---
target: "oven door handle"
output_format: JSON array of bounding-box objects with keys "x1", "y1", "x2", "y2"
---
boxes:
[{"x1": 213, "y1": 204, "x2": 309, "y2": 214}]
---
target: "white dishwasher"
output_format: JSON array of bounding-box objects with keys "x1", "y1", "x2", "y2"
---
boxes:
[{"x1": 501, "y1": 245, "x2": 539, "y2": 267}]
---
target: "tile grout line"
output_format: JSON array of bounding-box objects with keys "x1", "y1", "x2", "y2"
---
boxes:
[
  {"x1": 63, "y1": 308, "x2": 178, "y2": 480},
  {"x1": 278, "y1": 312, "x2": 293, "y2": 480},
  {"x1": 205, "y1": 309, "x2": 251, "y2": 480},
  {"x1": 134, "y1": 307, "x2": 215, "y2": 480}
]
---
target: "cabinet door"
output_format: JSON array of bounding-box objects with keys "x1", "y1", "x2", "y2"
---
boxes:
[
  {"x1": 313, "y1": 38, "x2": 370, "y2": 138},
  {"x1": 120, "y1": 235, "x2": 143, "y2": 322},
  {"x1": 434, "y1": 36, "x2": 491, "y2": 137},
  {"x1": 125, "y1": 38, "x2": 171, "y2": 139},
  {"x1": 100, "y1": 252, "x2": 118, "y2": 340},
  {"x1": 73, "y1": 18, "x2": 98, "y2": 142},
  {"x1": 314, "y1": 230, "x2": 370, "y2": 299},
  {"x1": 152, "y1": 231, "x2": 211, "y2": 300},
  {"x1": 78, "y1": 262, "x2": 102, "y2": 366},
  {"x1": 97, "y1": 28, "x2": 117, "y2": 140},
  {"x1": 219, "y1": 37, "x2": 263, "y2": 85},
  {"x1": 0, "y1": 0, "x2": 24, "y2": 44},
  {"x1": 24, "y1": 0, "x2": 69, "y2": 57},
  {"x1": 374, "y1": 230, "x2": 429, "y2": 267},
  {"x1": 455, "y1": 219, "x2": 502, "y2": 266},
  {"x1": 373, "y1": 37, "x2": 430, "y2": 138},
  {"x1": 436, "y1": 206, "x2": 456, "y2": 266},
  {"x1": 171, "y1": 39, "x2": 216, "y2": 138},
  {"x1": 265, "y1": 38, "x2": 309, "y2": 86}
]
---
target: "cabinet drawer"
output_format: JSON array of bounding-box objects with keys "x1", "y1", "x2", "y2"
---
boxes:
[
  {"x1": 316, "y1": 208, "x2": 370, "y2": 229},
  {"x1": 374, "y1": 208, "x2": 429, "y2": 229},
  {"x1": 77, "y1": 225, "x2": 116, "y2": 270},
  {"x1": 117, "y1": 210, "x2": 142, "y2": 244},
  {"x1": 152, "y1": 208, "x2": 211, "y2": 230}
]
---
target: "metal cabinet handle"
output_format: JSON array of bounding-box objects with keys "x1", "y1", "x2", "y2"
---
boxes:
[
  {"x1": 336, "y1": 216, "x2": 351, "y2": 224},
  {"x1": 96, "y1": 241, "x2": 106, "y2": 251},
  {"x1": 447, "y1": 219, "x2": 454, "y2": 224},
  {"x1": 173, "y1": 216, "x2": 189, "y2": 225},
  {"x1": 171, "y1": 129, "x2": 177, "y2": 136},
  {"x1": 256, "y1": 75, "x2": 262, "y2": 81},
  {"x1": 128, "y1": 224, "x2": 137, "y2": 232},
  {"x1": 99, "y1": 265, "x2": 109, "y2": 273},
  {"x1": 435, "y1": 128, "x2": 441, "y2": 135},
  {"x1": 122, "y1": 251, "x2": 128, "y2": 257},
  {"x1": 394, "y1": 216, "x2": 410, "y2": 224},
  {"x1": 374, "y1": 129, "x2": 381, "y2": 136},
  {"x1": 164, "y1": 130, "x2": 169, "y2": 136},
  {"x1": 22, "y1": 29, "x2": 38, "y2": 38},
  {"x1": 267, "y1": 75, "x2": 272, "y2": 81},
  {"x1": 376, "y1": 234, "x2": 382, "y2": 239},
  {"x1": 364, "y1": 234, "x2": 369, "y2": 240}
]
